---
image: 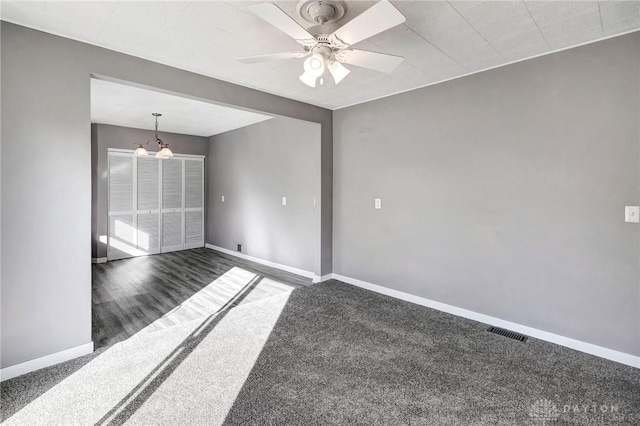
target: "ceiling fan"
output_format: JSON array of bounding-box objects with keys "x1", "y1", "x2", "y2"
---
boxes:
[{"x1": 237, "y1": 0, "x2": 406, "y2": 88}]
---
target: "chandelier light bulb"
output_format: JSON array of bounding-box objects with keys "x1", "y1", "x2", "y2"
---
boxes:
[
  {"x1": 134, "y1": 145, "x2": 149, "y2": 157},
  {"x1": 155, "y1": 146, "x2": 173, "y2": 159}
]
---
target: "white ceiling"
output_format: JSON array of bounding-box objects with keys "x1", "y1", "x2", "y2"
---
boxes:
[
  {"x1": 91, "y1": 78, "x2": 272, "y2": 137},
  {"x1": 3, "y1": 1, "x2": 639, "y2": 110}
]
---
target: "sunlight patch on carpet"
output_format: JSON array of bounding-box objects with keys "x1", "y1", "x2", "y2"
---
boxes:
[
  {"x1": 125, "y1": 291, "x2": 292, "y2": 425},
  {"x1": 3, "y1": 268, "x2": 293, "y2": 425}
]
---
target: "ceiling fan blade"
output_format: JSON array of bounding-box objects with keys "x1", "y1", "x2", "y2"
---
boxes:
[
  {"x1": 237, "y1": 52, "x2": 306, "y2": 64},
  {"x1": 336, "y1": 49, "x2": 404, "y2": 73},
  {"x1": 328, "y1": 0, "x2": 406, "y2": 48},
  {"x1": 248, "y1": 3, "x2": 317, "y2": 48}
]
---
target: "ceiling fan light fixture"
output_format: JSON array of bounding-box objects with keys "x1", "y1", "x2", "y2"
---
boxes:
[
  {"x1": 242, "y1": 1, "x2": 407, "y2": 89},
  {"x1": 304, "y1": 53, "x2": 325, "y2": 77},
  {"x1": 299, "y1": 71, "x2": 318, "y2": 88},
  {"x1": 328, "y1": 60, "x2": 350, "y2": 84}
]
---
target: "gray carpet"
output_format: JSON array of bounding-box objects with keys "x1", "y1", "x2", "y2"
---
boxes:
[
  {"x1": 2, "y1": 280, "x2": 639, "y2": 425},
  {"x1": 222, "y1": 281, "x2": 640, "y2": 425}
]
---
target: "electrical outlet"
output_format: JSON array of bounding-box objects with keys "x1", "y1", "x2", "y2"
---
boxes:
[
  {"x1": 625, "y1": 206, "x2": 639, "y2": 223},
  {"x1": 237, "y1": 243, "x2": 242, "y2": 252},
  {"x1": 374, "y1": 198, "x2": 382, "y2": 209},
  {"x1": 282, "y1": 196, "x2": 287, "y2": 206},
  {"x1": 221, "y1": 195, "x2": 225, "y2": 203}
]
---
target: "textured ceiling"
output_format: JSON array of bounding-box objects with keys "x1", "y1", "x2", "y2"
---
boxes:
[
  {"x1": 91, "y1": 78, "x2": 272, "y2": 137},
  {"x1": 2, "y1": 1, "x2": 639, "y2": 110}
]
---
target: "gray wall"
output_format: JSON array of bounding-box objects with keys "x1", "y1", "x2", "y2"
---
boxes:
[
  {"x1": 0, "y1": 22, "x2": 332, "y2": 369},
  {"x1": 91, "y1": 123, "x2": 209, "y2": 259},
  {"x1": 207, "y1": 117, "x2": 321, "y2": 274},
  {"x1": 333, "y1": 32, "x2": 640, "y2": 357}
]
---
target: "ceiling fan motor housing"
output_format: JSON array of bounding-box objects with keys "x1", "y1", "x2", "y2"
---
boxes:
[{"x1": 313, "y1": 44, "x2": 333, "y2": 58}]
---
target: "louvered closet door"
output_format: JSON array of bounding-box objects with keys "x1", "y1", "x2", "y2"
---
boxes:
[
  {"x1": 108, "y1": 153, "x2": 135, "y2": 261},
  {"x1": 136, "y1": 157, "x2": 161, "y2": 255},
  {"x1": 161, "y1": 158, "x2": 184, "y2": 252},
  {"x1": 184, "y1": 158, "x2": 204, "y2": 249}
]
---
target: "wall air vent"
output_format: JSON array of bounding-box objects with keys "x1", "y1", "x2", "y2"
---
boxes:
[{"x1": 487, "y1": 326, "x2": 528, "y2": 342}]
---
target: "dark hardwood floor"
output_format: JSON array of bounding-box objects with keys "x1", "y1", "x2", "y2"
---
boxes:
[{"x1": 92, "y1": 248, "x2": 311, "y2": 348}]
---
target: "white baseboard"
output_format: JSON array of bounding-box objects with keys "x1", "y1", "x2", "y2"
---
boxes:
[
  {"x1": 92, "y1": 257, "x2": 107, "y2": 264},
  {"x1": 330, "y1": 273, "x2": 640, "y2": 369},
  {"x1": 314, "y1": 274, "x2": 334, "y2": 283},
  {"x1": 1, "y1": 341, "x2": 94, "y2": 382},
  {"x1": 184, "y1": 242, "x2": 205, "y2": 250},
  {"x1": 205, "y1": 244, "x2": 317, "y2": 280}
]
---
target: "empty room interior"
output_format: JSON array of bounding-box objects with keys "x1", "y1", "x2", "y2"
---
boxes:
[{"x1": 0, "y1": 1, "x2": 638, "y2": 425}]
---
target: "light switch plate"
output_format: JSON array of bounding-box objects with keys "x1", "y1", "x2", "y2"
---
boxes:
[
  {"x1": 221, "y1": 195, "x2": 225, "y2": 202},
  {"x1": 282, "y1": 196, "x2": 287, "y2": 206},
  {"x1": 625, "y1": 206, "x2": 639, "y2": 223},
  {"x1": 374, "y1": 198, "x2": 382, "y2": 209}
]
